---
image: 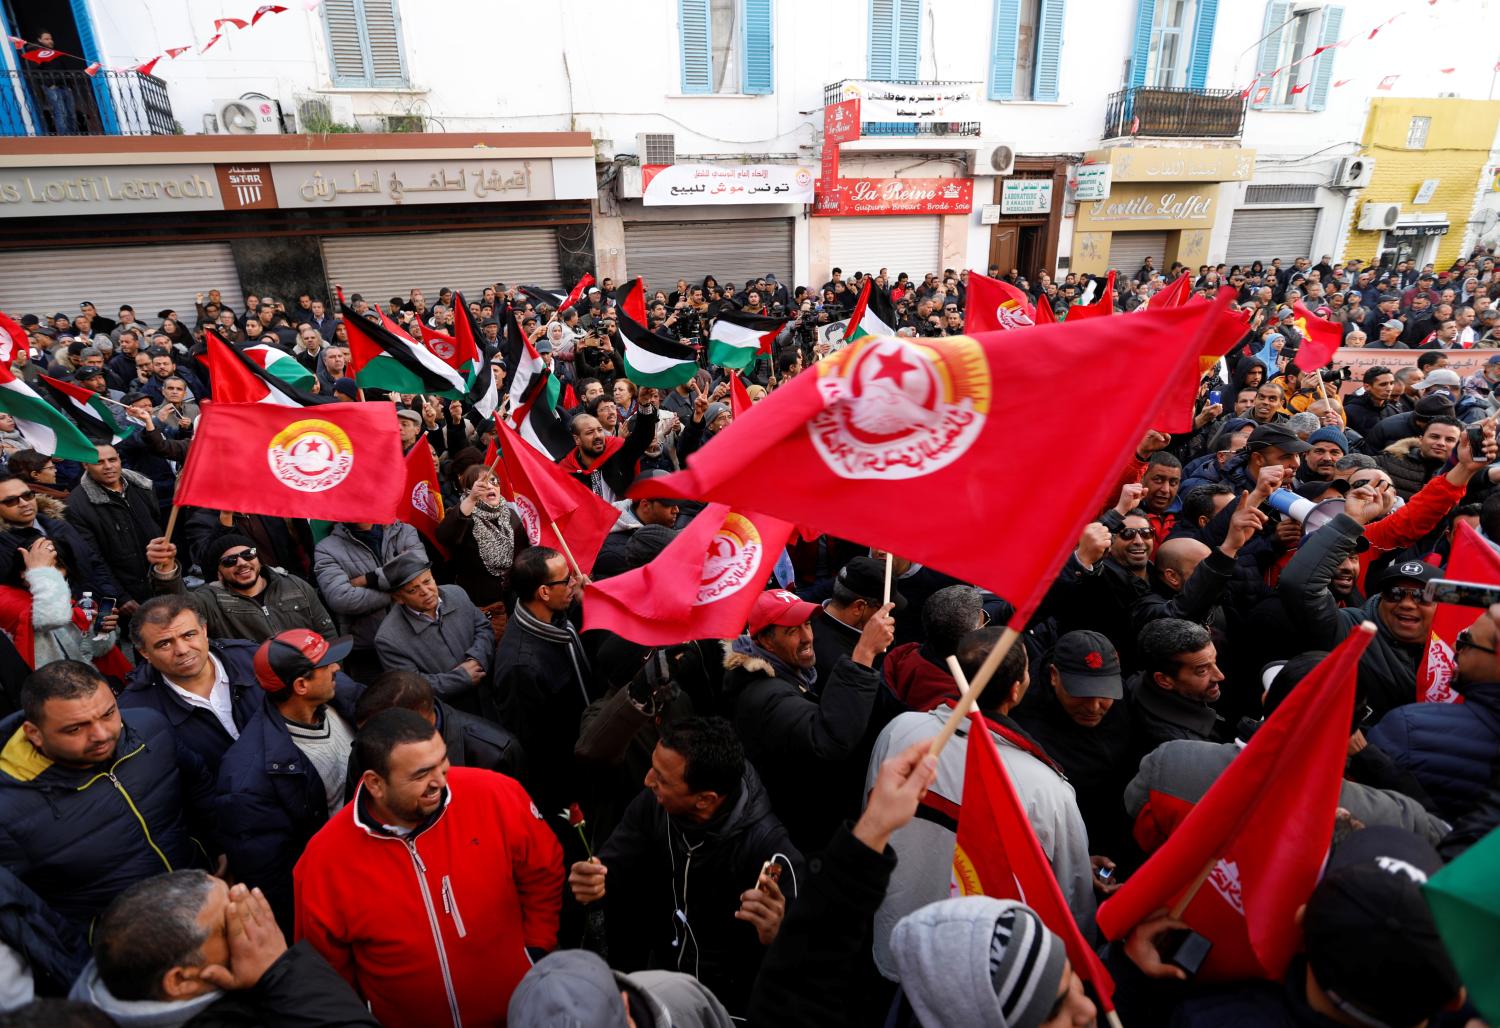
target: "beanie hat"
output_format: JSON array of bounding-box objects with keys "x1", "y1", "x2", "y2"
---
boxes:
[
  {"x1": 1307, "y1": 427, "x2": 1349, "y2": 452},
  {"x1": 892, "y1": 897, "x2": 1067, "y2": 1028},
  {"x1": 204, "y1": 534, "x2": 256, "y2": 572},
  {"x1": 702, "y1": 402, "x2": 729, "y2": 426}
]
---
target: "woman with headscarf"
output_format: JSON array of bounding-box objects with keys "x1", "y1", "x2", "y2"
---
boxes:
[{"x1": 436, "y1": 464, "x2": 531, "y2": 638}]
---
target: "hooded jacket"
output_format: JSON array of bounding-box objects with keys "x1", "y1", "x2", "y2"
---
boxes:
[
  {"x1": 294, "y1": 768, "x2": 563, "y2": 1028},
  {"x1": 64, "y1": 467, "x2": 161, "y2": 602},
  {"x1": 1343, "y1": 391, "x2": 1398, "y2": 435},
  {"x1": 508, "y1": 949, "x2": 733, "y2": 1028},
  {"x1": 0, "y1": 708, "x2": 212, "y2": 928},
  {"x1": 880, "y1": 641, "x2": 960, "y2": 712},
  {"x1": 1367, "y1": 681, "x2": 1500, "y2": 821},
  {"x1": 0, "y1": 864, "x2": 88, "y2": 1000},
  {"x1": 596, "y1": 765, "x2": 801, "y2": 1017},
  {"x1": 559, "y1": 406, "x2": 658, "y2": 500}
]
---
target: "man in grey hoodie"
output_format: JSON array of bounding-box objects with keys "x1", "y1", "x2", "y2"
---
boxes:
[{"x1": 509, "y1": 949, "x2": 733, "y2": 1028}]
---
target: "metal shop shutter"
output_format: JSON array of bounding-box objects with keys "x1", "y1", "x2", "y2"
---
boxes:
[
  {"x1": 0, "y1": 242, "x2": 244, "y2": 322},
  {"x1": 320, "y1": 228, "x2": 561, "y2": 303},
  {"x1": 623, "y1": 219, "x2": 793, "y2": 291},
  {"x1": 828, "y1": 216, "x2": 942, "y2": 281},
  {"x1": 1105, "y1": 231, "x2": 1168, "y2": 276},
  {"x1": 1225, "y1": 207, "x2": 1320, "y2": 268}
]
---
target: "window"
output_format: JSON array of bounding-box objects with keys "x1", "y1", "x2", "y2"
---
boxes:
[
  {"x1": 680, "y1": 0, "x2": 773, "y2": 94},
  {"x1": 1146, "y1": 0, "x2": 1194, "y2": 88},
  {"x1": 1269, "y1": 9, "x2": 1310, "y2": 105},
  {"x1": 1406, "y1": 116, "x2": 1431, "y2": 149},
  {"x1": 869, "y1": 0, "x2": 922, "y2": 81},
  {"x1": 1128, "y1": 0, "x2": 1216, "y2": 92},
  {"x1": 1250, "y1": 2, "x2": 1343, "y2": 111},
  {"x1": 989, "y1": 0, "x2": 1065, "y2": 102},
  {"x1": 322, "y1": 0, "x2": 408, "y2": 88}
]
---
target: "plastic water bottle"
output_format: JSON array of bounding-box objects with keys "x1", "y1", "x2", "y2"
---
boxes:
[{"x1": 77, "y1": 592, "x2": 96, "y2": 631}]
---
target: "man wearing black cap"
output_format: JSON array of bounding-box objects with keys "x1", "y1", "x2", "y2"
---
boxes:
[
  {"x1": 812, "y1": 555, "x2": 905, "y2": 693},
  {"x1": 1362, "y1": 391, "x2": 1457, "y2": 453},
  {"x1": 591, "y1": 470, "x2": 681, "y2": 580},
  {"x1": 374, "y1": 550, "x2": 491, "y2": 712},
  {"x1": 215, "y1": 629, "x2": 362, "y2": 931}
]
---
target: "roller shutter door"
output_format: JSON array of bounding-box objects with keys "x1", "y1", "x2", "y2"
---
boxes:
[
  {"x1": 1105, "y1": 231, "x2": 1168, "y2": 277},
  {"x1": 828, "y1": 216, "x2": 942, "y2": 281},
  {"x1": 1225, "y1": 208, "x2": 1320, "y2": 267},
  {"x1": 0, "y1": 242, "x2": 243, "y2": 321},
  {"x1": 320, "y1": 228, "x2": 561, "y2": 301},
  {"x1": 623, "y1": 219, "x2": 793, "y2": 290}
]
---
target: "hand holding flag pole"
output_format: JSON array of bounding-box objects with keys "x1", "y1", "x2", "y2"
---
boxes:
[{"x1": 882, "y1": 551, "x2": 894, "y2": 606}]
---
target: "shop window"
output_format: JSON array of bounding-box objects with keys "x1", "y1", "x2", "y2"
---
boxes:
[
  {"x1": 680, "y1": 0, "x2": 773, "y2": 94},
  {"x1": 1406, "y1": 116, "x2": 1431, "y2": 149},
  {"x1": 1127, "y1": 0, "x2": 1217, "y2": 92},
  {"x1": 323, "y1": 0, "x2": 409, "y2": 88},
  {"x1": 1250, "y1": 2, "x2": 1342, "y2": 112},
  {"x1": 989, "y1": 0, "x2": 1066, "y2": 102},
  {"x1": 868, "y1": 0, "x2": 921, "y2": 81}
]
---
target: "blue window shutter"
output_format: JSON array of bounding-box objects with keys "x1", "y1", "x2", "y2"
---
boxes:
[
  {"x1": 894, "y1": 0, "x2": 921, "y2": 81},
  {"x1": 1033, "y1": 0, "x2": 1065, "y2": 102},
  {"x1": 1250, "y1": 1, "x2": 1289, "y2": 109},
  {"x1": 741, "y1": 0, "x2": 773, "y2": 93},
  {"x1": 1185, "y1": 0, "x2": 1217, "y2": 90},
  {"x1": 869, "y1": 0, "x2": 895, "y2": 79},
  {"x1": 679, "y1": 0, "x2": 712, "y2": 94},
  {"x1": 1306, "y1": 5, "x2": 1342, "y2": 111},
  {"x1": 70, "y1": 0, "x2": 118, "y2": 133},
  {"x1": 1128, "y1": 0, "x2": 1154, "y2": 88},
  {"x1": 988, "y1": 0, "x2": 1020, "y2": 101}
]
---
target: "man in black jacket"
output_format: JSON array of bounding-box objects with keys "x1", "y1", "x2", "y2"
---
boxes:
[
  {"x1": 1127, "y1": 619, "x2": 1226, "y2": 764},
  {"x1": 64, "y1": 445, "x2": 161, "y2": 608},
  {"x1": 1343, "y1": 365, "x2": 1398, "y2": 435},
  {"x1": 812, "y1": 555, "x2": 904, "y2": 693},
  {"x1": 0, "y1": 473, "x2": 120, "y2": 601},
  {"x1": 70, "y1": 872, "x2": 377, "y2": 1026},
  {"x1": 354, "y1": 669, "x2": 524, "y2": 780}
]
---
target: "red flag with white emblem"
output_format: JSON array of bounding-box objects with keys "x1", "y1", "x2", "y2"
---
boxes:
[
  {"x1": 399, "y1": 438, "x2": 447, "y2": 556},
  {"x1": 963, "y1": 272, "x2": 1035, "y2": 332}
]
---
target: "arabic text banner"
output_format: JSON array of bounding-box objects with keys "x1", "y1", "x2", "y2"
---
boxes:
[{"x1": 642, "y1": 164, "x2": 815, "y2": 206}]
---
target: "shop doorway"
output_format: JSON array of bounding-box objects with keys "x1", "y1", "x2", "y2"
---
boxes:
[{"x1": 988, "y1": 222, "x2": 1047, "y2": 280}]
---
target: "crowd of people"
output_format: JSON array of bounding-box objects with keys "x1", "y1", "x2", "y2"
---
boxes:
[{"x1": 0, "y1": 244, "x2": 1496, "y2": 1028}]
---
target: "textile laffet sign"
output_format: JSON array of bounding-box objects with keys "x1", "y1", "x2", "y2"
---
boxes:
[
  {"x1": 813, "y1": 178, "x2": 973, "y2": 216},
  {"x1": 642, "y1": 164, "x2": 815, "y2": 205}
]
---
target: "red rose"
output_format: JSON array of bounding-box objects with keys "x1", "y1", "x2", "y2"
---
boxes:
[{"x1": 567, "y1": 802, "x2": 586, "y2": 828}]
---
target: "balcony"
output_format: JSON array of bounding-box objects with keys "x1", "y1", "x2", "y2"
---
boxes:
[
  {"x1": 823, "y1": 79, "x2": 982, "y2": 139},
  {"x1": 1103, "y1": 87, "x2": 1245, "y2": 140},
  {"x1": 2, "y1": 69, "x2": 176, "y2": 136}
]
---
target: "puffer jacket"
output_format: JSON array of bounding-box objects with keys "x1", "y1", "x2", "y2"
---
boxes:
[
  {"x1": 0, "y1": 707, "x2": 213, "y2": 927},
  {"x1": 151, "y1": 564, "x2": 334, "y2": 644},
  {"x1": 1376, "y1": 438, "x2": 1445, "y2": 500},
  {"x1": 63, "y1": 468, "x2": 161, "y2": 602},
  {"x1": 1367, "y1": 682, "x2": 1500, "y2": 821},
  {"x1": 0, "y1": 865, "x2": 88, "y2": 999},
  {"x1": 313, "y1": 521, "x2": 425, "y2": 650}
]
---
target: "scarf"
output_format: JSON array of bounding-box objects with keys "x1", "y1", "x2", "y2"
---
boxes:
[
  {"x1": 470, "y1": 502, "x2": 516, "y2": 576},
  {"x1": 732, "y1": 634, "x2": 817, "y2": 690},
  {"x1": 512, "y1": 603, "x2": 592, "y2": 706}
]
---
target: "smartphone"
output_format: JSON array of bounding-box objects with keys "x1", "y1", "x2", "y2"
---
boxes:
[
  {"x1": 1207, "y1": 389, "x2": 1222, "y2": 406},
  {"x1": 1466, "y1": 425, "x2": 1487, "y2": 455},
  {"x1": 1160, "y1": 927, "x2": 1213, "y2": 977},
  {"x1": 92, "y1": 595, "x2": 116, "y2": 633},
  {"x1": 755, "y1": 859, "x2": 783, "y2": 890},
  {"x1": 1425, "y1": 578, "x2": 1500, "y2": 607}
]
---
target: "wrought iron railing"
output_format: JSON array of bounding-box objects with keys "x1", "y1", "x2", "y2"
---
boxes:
[
  {"x1": 1103, "y1": 86, "x2": 1245, "y2": 140},
  {"x1": 1, "y1": 69, "x2": 176, "y2": 136}
]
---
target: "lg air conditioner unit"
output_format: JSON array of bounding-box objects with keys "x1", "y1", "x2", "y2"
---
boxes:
[
  {"x1": 1359, "y1": 201, "x2": 1402, "y2": 231},
  {"x1": 214, "y1": 98, "x2": 283, "y2": 135},
  {"x1": 637, "y1": 133, "x2": 676, "y2": 166},
  {"x1": 1333, "y1": 156, "x2": 1375, "y2": 188},
  {"x1": 989, "y1": 145, "x2": 1016, "y2": 176}
]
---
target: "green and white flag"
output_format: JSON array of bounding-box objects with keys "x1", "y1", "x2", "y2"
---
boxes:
[
  {"x1": 707, "y1": 311, "x2": 787, "y2": 371},
  {"x1": 38, "y1": 372, "x2": 136, "y2": 445},
  {"x1": 244, "y1": 344, "x2": 315, "y2": 389},
  {"x1": 0, "y1": 365, "x2": 103, "y2": 462},
  {"x1": 843, "y1": 277, "x2": 899, "y2": 341},
  {"x1": 617, "y1": 313, "x2": 700, "y2": 389}
]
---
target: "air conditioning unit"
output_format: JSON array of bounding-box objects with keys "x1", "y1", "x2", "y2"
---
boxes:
[
  {"x1": 213, "y1": 98, "x2": 283, "y2": 135},
  {"x1": 989, "y1": 145, "x2": 1016, "y2": 175},
  {"x1": 637, "y1": 133, "x2": 676, "y2": 166},
  {"x1": 1333, "y1": 156, "x2": 1375, "y2": 188},
  {"x1": 1359, "y1": 201, "x2": 1402, "y2": 231},
  {"x1": 618, "y1": 165, "x2": 644, "y2": 198},
  {"x1": 964, "y1": 144, "x2": 1016, "y2": 176}
]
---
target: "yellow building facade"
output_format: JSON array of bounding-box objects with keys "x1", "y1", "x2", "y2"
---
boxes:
[{"x1": 1345, "y1": 97, "x2": 1500, "y2": 270}]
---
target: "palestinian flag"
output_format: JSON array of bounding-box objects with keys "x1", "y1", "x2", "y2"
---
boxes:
[
  {"x1": 615, "y1": 278, "x2": 647, "y2": 326},
  {"x1": 617, "y1": 313, "x2": 699, "y2": 389},
  {"x1": 243, "y1": 344, "x2": 314, "y2": 389},
  {"x1": 38, "y1": 373, "x2": 135, "y2": 445},
  {"x1": 453, "y1": 291, "x2": 499, "y2": 420},
  {"x1": 519, "y1": 285, "x2": 564, "y2": 313},
  {"x1": 708, "y1": 311, "x2": 786, "y2": 371},
  {"x1": 0, "y1": 362, "x2": 100, "y2": 462},
  {"x1": 495, "y1": 310, "x2": 568, "y2": 459},
  {"x1": 204, "y1": 331, "x2": 331, "y2": 406},
  {"x1": 842, "y1": 277, "x2": 898, "y2": 341},
  {"x1": 339, "y1": 290, "x2": 467, "y2": 398}
]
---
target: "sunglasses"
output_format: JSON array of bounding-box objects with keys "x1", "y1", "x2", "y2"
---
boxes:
[
  {"x1": 1114, "y1": 527, "x2": 1153, "y2": 541},
  {"x1": 1381, "y1": 586, "x2": 1432, "y2": 606},
  {"x1": 219, "y1": 547, "x2": 259, "y2": 568},
  {"x1": 1456, "y1": 628, "x2": 1496, "y2": 656},
  {"x1": 0, "y1": 490, "x2": 35, "y2": 507},
  {"x1": 1348, "y1": 478, "x2": 1390, "y2": 491}
]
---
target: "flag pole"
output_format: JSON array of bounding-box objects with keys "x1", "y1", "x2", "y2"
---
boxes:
[
  {"x1": 928, "y1": 624, "x2": 1023, "y2": 757},
  {"x1": 882, "y1": 550, "x2": 894, "y2": 606},
  {"x1": 1169, "y1": 856, "x2": 1221, "y2": 919},
  {"x1": 550, "y1": 518, "x2": 584, "y2": 579},
  {"x1": 163, "y1": 504, "x2": 181, "y2": 543}
]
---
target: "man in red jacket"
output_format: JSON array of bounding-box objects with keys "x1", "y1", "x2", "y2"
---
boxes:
[{"x1": 293, "y1": 708, "x2": 563, "y2": 1027}]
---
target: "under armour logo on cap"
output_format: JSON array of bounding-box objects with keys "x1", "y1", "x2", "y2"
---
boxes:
[{"x1": 1399, "y1": 562, "x2": 1425, "y2": 576}]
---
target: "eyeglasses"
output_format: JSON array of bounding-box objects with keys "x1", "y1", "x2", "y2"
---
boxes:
[
  {"x1": 1114, "y1": 527, "x2": 1153, "y2": 541},
  {"x1": 0, "y1": 491, "x2": 36, "y2": 507},
  {"x1": 1456, "y1": 628, "x2": 1496, "y2": 655},
  {"x1": 542, "y1": 572, "x2": 578, "y2": 588},
  {"x1": 1380, "y1": 586, "x2": 1432, "y2": 606},
  {"x1": 1348, "y1": 478, "x2": 1390, "y2": 491},
  {"x1": 219, "y1": 548, "x2": 259, "y2": 568}
]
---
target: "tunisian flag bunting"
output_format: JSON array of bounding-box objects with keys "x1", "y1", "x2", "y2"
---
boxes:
[
  {"x1": 1096, "y1": 624, "x2": 1376, "y2": 981},
  {"x1": 583, "y1": 504, "x2": 794, "y2": 645},
  {"x1": 400, "y1": 440, "x2": 447, "y2": 556},
  {"x1": 634, "y1": 293, "x2": 1231, "y2": 618},
  {"x1": 956, "y1": 712, "x2": 1116, "y2": 1013},
  {"x1": 964, "y1": 272, "x2": 1035, "y2": 332},
  {"x1": 1289, "y1": 300, "x2": 1343, "y2": 371},
  {"x1": 174, "y1": 401, "x2": 404, "y2": 524},
  {"x1": 493, "y1": 419, "x2": 618, "y2": 574}
]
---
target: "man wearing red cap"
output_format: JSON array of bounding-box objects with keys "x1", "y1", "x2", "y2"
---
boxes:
[
  {"x1": 215, "y1": 629, "x2": 363, "y2": 933},
  {"x1": 723, "y1": 588, "x2": 895, "y2": 851}
]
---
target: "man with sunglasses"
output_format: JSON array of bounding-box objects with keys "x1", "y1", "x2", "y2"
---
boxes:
[
  {"x1": 144, "y1": 533, "x2": 334, "y2": 646},
  {"x1": 0, "y1": 472, "x2": 120, "y2": 602}
]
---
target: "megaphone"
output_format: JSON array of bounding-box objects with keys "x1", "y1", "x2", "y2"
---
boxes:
[{"x1": 1266, "y1": 487, "x2": 1346, "y2": 538}]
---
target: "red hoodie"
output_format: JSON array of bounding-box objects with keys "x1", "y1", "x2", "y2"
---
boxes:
[{"x1": 295, "y1": 767, "x2": 563, "y2": 1027}]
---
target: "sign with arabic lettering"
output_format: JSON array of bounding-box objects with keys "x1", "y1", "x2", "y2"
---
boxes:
[
  {"x1": 1001, "y1": 180, "x2": 1054, "y2": 215},
  {"x1": 642, "y1": 164, "x2": 815, "y2": 206},
  {"x1": 272, "y1": 159, "x2": 555, "y2": 208},
  {"x1": 811, "y1": 178, "x2": 974, "y2": 216},
  {"x1": 835, "y1": 80, "x2": 978, "y2": 124},
  {"x1": 1073, "y1": 163, "x2": 1112, "y2": 202}
]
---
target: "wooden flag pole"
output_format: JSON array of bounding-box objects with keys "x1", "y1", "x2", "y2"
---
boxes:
[
  {"x1": 1169, "y1": 856, "x2": 1220, "y2": 920},
  {"x1": 882, "y1": 550, "x2": 894, "y2": 606},
  {"x1": 163, "y1": 505, "x2": 181, "y2": 543},
  {"x1": 550, "y1": 518, "x2": 583, "y2": 580},
  {"x1": 927, "y1": 624, "x2": 1023, "y2": 757}
]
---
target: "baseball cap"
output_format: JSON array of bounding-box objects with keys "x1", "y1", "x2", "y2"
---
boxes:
[
  {"x1": 835, "y1": 555, "x2": 907, "y2": 611},
  {"x1": 1327, "y1": 824, "x2": 1443, "y2": 880},
  {"x1": 253, "y1": 629, "x2": 353, "y2": 691},
  {"x1": 1372, "y1": 558, "x2": 1439, "y2": 591},
  {"x1": 748, "y1": 589, "x2": 818, "y2": 636},
  {"x1": 1413, "y1": 394, "x2": 1455, "y2": 418},
  {"x1": 1412, "y1": 368, "x2": 1460, "y2": 390},
  {"x1": 1052, "y1": 630, "x2": 1123, "y2": 699},
  {"x1": 1381, "y1": 319, "x2": 1404, "y2": 330},
  {"x1": 1248, "y1": 423, "x2": 1312, "y2": 454},
  {"x1": 72, "y1": 366, "x2": 105, "y2": 382},
  {"x1": 1487, "y1": 354, "x2": 1500, "y2": 366}
]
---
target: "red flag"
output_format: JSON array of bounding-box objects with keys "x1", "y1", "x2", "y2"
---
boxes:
[
  {"x1": 1066, "y1": 271, "x2": 1115, "y2": 321},
  {"x1": 561, "y1": 273, "x2": 595, "y2": 312},
  {"x1": 252, "y1": 4, "x2": 288, "y2": 24},
  {"x1": 204, "y1": 331, "x2": 279, "y2": 404},
  {"x1": 1145, "y1": 273, "x2": 1193, "y2": 310},
  {"x1": 83, "y1": 61, "x2": 100, "y2": 75},
  {"x1": 633, "y1": 295, "x2": 1229, "y2": 618},
  {"x1": 1149, "y1": 304, "x2": 1252, "y2": 434},
  {"x1": 1097, "y1": 626, "x2": 1376, "y2": 980},
  {"x1": 135, "y1": 56, "x2": 161, "y2": 76},
  {"x1": 163, "y1": 46, "x2": 190, "y2": 59},
  {"x1": 7, "y1": 37, "x2": 25, "y2": 50},
  {"x1": 583, "y1": 504, "x2": 794, "y2": 645},
  {"x1": 560, "y1": 381, "x2": 578, "y2": 411},
  {"x1": 493, "y1": 419, "x2": 618, "y2": 574},
  {"x1": 200, "y1": 34, "x2": 222, "y2": 53},
  {"x1": 728, "y1": 370, "x2": 753, "y2": 419},
  {"x1": 956, "y1": 712, "x2": 1116, "y2": 1011},
  {"x1": 415, "y1": 321, "x2": 469, "y2": 373},
  {"x1": 0, "y1": 311, "x2": 27, "y2": 365},
  {"x1": 1434, "y1": 521, "x2": 1500, "y2": 646},
  {"x1": 1289, "y1": 300, "x2": 1343, "y2": 370},
  {"x1": 615, "y1": 278, "x2": 647, "y2": 327},
  {"x1": 21, "y1": 48, "x2": 61, "y2": 63},
  {"x1": 399, "y1": 440, "x2": 448, "y2": 556},
  {"x1": 964, "y1": 272, "x2": 1035, "y2": 332},
  {"x1": 214, "y1": 17, "x2": 249, "y2": 30},
  {"x1": 1033, "y1": 297, "x2": 1057, "y2": 325},
  {"x1": 174, "y1": 401, "x2": 404, "y2": 524}
]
